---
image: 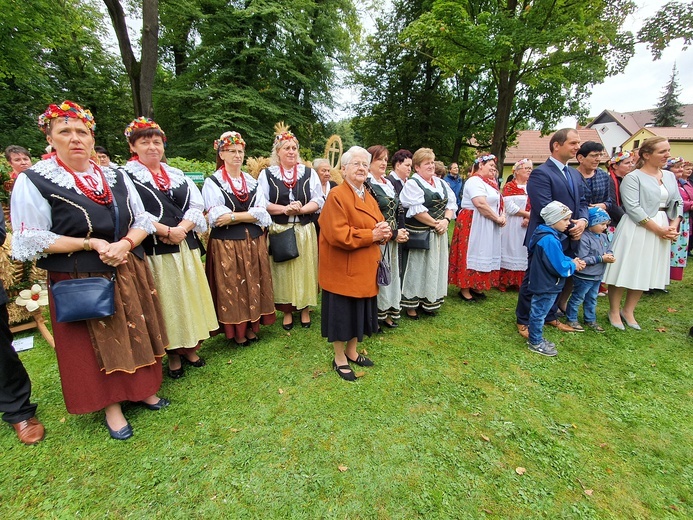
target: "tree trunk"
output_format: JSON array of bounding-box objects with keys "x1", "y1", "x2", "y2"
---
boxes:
[{"x1": 103, "y1": 0, "x2": 158, "y2": 118}]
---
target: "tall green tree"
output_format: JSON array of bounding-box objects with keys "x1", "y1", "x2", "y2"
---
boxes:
[
  {"x1": 654, "y1": 65, "x2": 685, "y2": 127},
  {"x1": 154, "y1": 0, "x2": 359, "y2": 161},
  {"x1": 404, "y1": 0, "x2": 636, "y2": 166},
  {"x1": 0, "y1": 0, "x2": 132, "y2": 156},
  {"x1": 639, "y1": 0, "x2": 693, "y2": 59}
]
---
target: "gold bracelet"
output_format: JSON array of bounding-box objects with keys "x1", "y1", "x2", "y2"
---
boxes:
[
  {"x1": 638, "y1": 217, "x2": 650, "y2": 226},
  {"x1": 83, "y1": 237, "x2": 91, "y2": 251}
]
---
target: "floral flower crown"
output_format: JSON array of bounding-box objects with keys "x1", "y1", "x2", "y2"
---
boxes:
[
  {"x1": 274, "y1": 131, "x2": 297, "y2": 145},
  {"x1": 38, "y1": 101, "x2": 95, "y2": 135},
  {"x1": 124, "y1": 117, "x2": 166, "y2": 142},
  {"x1": 474, "y1": 154, "x2": 496, "y2": 165},
  {"x1": 666, "y1": 156, "x2": 685, "y2": 168},
  {"x1": 513, "y1": 158, "x2": 531, "y2": 170},
  {"x1": 609, "y1": 151, "x2": 631, "y2": 165},
  {"x1": 214, "y1": 132, "x2": 246, "y2": 150}
]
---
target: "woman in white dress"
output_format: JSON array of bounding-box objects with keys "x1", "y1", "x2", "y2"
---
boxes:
[
  {"x1": 400, "y1": 148, "x2": 457, "y2": 318},
  {"x1": 448, "y1": 154, "x2": 506, "y2": 301},
  {"x1": 604, "y1": 137, "x2": 682, "y2": 330},
  {"x1": 499, "y1": 159, "x2": 532, "y2": 291}
]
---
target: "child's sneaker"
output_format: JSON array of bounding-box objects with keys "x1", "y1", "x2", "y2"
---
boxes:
[
  {"x1": 566, "y1": 321, "x2": 584, "y2": 332},
  {"x1": 527, "y1": 339, "x2": 558, "y2": 357},
  {"x1": 585, "y1": 321, "x2": 605, "y2": 332}
]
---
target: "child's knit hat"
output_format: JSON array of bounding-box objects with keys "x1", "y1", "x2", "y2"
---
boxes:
[{"x1": 588, "y1": 207, "x2": 610, "y2": 227}]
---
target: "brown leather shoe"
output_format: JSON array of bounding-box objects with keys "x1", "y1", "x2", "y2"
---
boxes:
[
  {"x1": 516, "y1": 324, "x2": 529, "y2": 339},
  {"x1": 12, "y1": 417, "x2": 45, "y2": 445},
  {"x1": 546, "y1": 319, "x2": 576, "y2": 332}
]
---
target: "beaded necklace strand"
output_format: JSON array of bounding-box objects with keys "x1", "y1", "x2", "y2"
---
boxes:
[
  {"x1": 56, "y1": 156, "x2": 113, "y2": 205},
  {"x1": 279, "y1": 164, "x2": 298, "y2": 189},
  {"x1": 221, "y1": 166, "x2": 249, "y2": 202}
]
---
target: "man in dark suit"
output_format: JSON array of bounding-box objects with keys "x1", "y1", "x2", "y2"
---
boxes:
[
  {"x1": 0, "y1": 207, "x2": 45, "y2": 444},
  {"x1": 515, "y1": 128, "x2": 589, "y2": 338}
]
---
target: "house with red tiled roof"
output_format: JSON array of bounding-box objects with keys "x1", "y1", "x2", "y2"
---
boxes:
[
  {"x1": 501, "y1": 129, "x2": 605, "y2": 176},
  {"x1": 622, "y1": 127, "x2": 693, "y2": 159},
  {"x1": 587, "y1": 105, "x2": 693, "y2": 157}
]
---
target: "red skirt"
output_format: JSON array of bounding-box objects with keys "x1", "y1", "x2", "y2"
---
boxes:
[
  {"x1": 448, "y1": 209, "x2": 500, "y2": 290},
  {"x1": 498, "y1": 268, "x2": 525, "y2": 291},
  {"x1": 49, "y1": 257, "x2": 166, "y2": 414}
]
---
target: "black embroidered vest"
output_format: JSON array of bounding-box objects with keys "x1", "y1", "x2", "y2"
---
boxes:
[
  {"x1": 26, "y1": 168, "x2": 144, "y2": 273},
  {"x1": 127, "y1": 170, "x2": 201, "y2": 255},
  {"x1": 207, "y1": 175, "x2": 263, "y2": 240},
  {"x1": 265, "y1": 167, "x2": 314, "y2": 226}
]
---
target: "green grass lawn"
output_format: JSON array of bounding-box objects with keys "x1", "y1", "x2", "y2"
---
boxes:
[{"x1": 2, "y1": 274, "x2": 691, "y2": 519}]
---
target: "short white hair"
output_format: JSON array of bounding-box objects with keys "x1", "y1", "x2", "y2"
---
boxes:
[
  {"x1": 313, "y1": 158, "x2": 330, "y2": 170},
  {"x1": 341, "y1": 146, "x2": 371, "y2": 167}
]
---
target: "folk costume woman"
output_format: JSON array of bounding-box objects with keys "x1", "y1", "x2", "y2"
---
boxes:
[
  {"x1": 499, "y1": 159, "x2": 532, "y2": 291},
  {"x1": 665, "y1": 156, "x2": 690, "y2": 281},
  {"x1": 257, "y1": 123, "x2": 323, "y2": 330},
  {"x1": 123, "y1": 117, "x2": 217, "y2": 379},
  {"x1": 399, "y1": 148, "x2": 457, "y2": 318},
  {"x1": 11, "y1": 101, "x2": 169, "y2": 440},
  {"x1": 202, "y1": 131, "x2": 276, "y2": 345},
  {"x1": 448, "y1": 154, "x2": 506, "y2": 301},
  {"x1": 365, "y1": 145, "x2": 409, "y2": 328}
]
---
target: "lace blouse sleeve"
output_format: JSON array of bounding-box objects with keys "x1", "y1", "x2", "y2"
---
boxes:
[
  {"x1": 122, "y1": 173, "x2": 157, "y2": 234},
  {"x1": 181, "y1": 177, "x2": 208, "y2": 233}
]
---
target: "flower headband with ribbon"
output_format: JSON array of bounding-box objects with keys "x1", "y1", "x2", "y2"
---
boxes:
[
  {"x1": 474, "y1": 154, "x2": 496, "y2": 165},
  {"x1": 513, "y1": 158, "x2": 531, "y2": 170},
  {"x1": 666, "y1": 156, "x2": 685, "y2": 168},
  {"x1": 609, "y1": 151, "x2": 631, "y2": 165},
  {"x1": 38, "y1": 101, "x2": 95, "y2": 135},
  {"x1": 274, "y1": 131, "x2": 297, "y2": 146},
  {"x1": 124, "y1": 117, "x2": 167, "y2": 142},
  {"x1": 214, "y1": 132, "x2": 246, "y2": 150}
]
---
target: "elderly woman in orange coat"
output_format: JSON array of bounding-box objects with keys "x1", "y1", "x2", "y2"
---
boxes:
[{"x1": 318, "y1": 146, "x2": 392, "y2": 382}]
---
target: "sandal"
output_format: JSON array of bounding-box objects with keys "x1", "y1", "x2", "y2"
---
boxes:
[
  {"x1": 346, "y1": 353, "x2": 374, "y2": 367},
  {"x1": 332, "y1": 359, "x2": 357, "y2": 381}
]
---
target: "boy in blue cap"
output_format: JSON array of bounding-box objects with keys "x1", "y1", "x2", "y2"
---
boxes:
[
  {"x1": 527, "y1": 201, "x2": 586, "y2": 356},
  {"x1": 565, "y1": 207, "x2": 615, "y2": 332}
]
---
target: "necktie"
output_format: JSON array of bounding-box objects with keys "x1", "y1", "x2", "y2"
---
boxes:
[{"x1": 563, "y1": 166, "x2": 574, "y2": 195}]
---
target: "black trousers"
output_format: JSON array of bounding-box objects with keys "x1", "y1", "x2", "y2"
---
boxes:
[{"x1": 0, "y1": 304, "x2": 37, "y2": 424}]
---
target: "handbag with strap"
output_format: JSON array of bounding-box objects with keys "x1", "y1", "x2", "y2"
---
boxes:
[
  {"x1": 405, "y1": 229, "x2": 431, "y2": 250},
  {"x1": 269, "y1": 224, "x2": 299, "y2": 262},
  {"x1": 376, "y1": 242, "x2": 392, "y2": 286},
  {"x1": 50, "y1": 193, "x2": 120, "y2": 323}
]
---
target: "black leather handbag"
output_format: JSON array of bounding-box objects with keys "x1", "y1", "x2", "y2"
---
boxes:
[
  {"x1": 269, "y1": 225, "x2": 299, "y2": 262},
  {"x1": 376, "y1": 242, "x2": 391, "y2": 286},
  {"x1": 405, "y1": 229, "x2": 431, "y2": 250}
]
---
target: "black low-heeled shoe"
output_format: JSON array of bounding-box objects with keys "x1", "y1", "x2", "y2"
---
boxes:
[
  {"x1": 406, "y1": 311, "x2": 419, "y2": 320},
  {"x1": 138, "y1": 397, "x2": 171, "y2": 411},
  {"x1": 346, "y1": 353, "x2": 374, "y2": 367},
  {"x1": 458, "y1": 291, "x2": 476, "y2": 303},
  {"x1": 167, "y1": 366, "x2": 184, "y2": 379},
  {"x1": 104, "y1": 418, "x2": 133, "y2": 441},
  {"x1": 246, "y1": 336, "x2": 259, "y2": 343},
  {"x1": 381, "y1": 320, "x2": 399, "y2": 329},
  {"x1": 470, "y1": 290, "x2": 487, "y2": 300},
  {"x1": 182, "y1": 356, "x2": 206, "y2": 368},
  {"x1": 301, "y1": 320, "x2": 311, "y2": 328},
  {"x1": 234, "y1": 338, "x2": 249, "y2": 347},
  {"x1": 333, "y1": 359, "x2": 357, "y2": 381},
  {"x1": 282, "y1": 321, "x2": 294, "y2": 331}
]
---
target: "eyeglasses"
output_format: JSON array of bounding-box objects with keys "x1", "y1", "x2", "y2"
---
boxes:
[{"x1": 345, "y1": 161, "x2": 369, "y2": 169}]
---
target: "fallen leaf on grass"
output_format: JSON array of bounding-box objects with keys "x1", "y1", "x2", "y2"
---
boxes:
[
  {"x1": 471, "y1": 412, "x2": 481, "y2": 417},
  {"x1": 606, "y1": 468, "x2": 613, "y2": 474},
  {"x1": 229, "y1": 428, "x2": 241, "y2": 433},
  {"x1": 481, "y1": 434, "x2": 490, "y2": 442},
  {"x1": 515, "y1": 467, "x2": 526, "y2": 475},
  {"x1": 355, "y1": 371, "x2": 366, "y2": 378},
  {"x1": 312, "y1": 370, "x2": 325, "y2": 378},
  {"x1": 278, "y1": 388, "x2": 284, "y2": 394},
  {"x1": 59, "y1": 417, "x2": 66, "y2": 423},
  {"x1": 361, "y1": 348, "x2": 368, "y2": 355},
  {"x1": 584, "y1": 489, "x2": 593, "y2": 496},
  {"x1": 651, "y1": 363, "x2": 656, "y2": 367},
  {"x1": 670, "y1": 505, "x2": 679, "y2": 511},
  {"x1": 667, "y1": 307, "x2": 678, "y2": 313},
  {"x1": 338, "y1": 465, "x2": 348, "y2": 472},
  {"x1": 572, "y1": 424, "x2": 577, "y2": 429},
  {"x1": 463, "y1": 360, "x2": 469, "y2": 365},
  {"x1": 655, "y1": 327, "x2": 667, "y2": 333},
  {"x1": 483, "y1": 509, "x2": 493, "y2": 514},
  {"x1": 599, "y1": 443, "x2": 608, "y2": 448},
  {"x1": 227, "y1": 359, "x2": 233, "y2": 364}
]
